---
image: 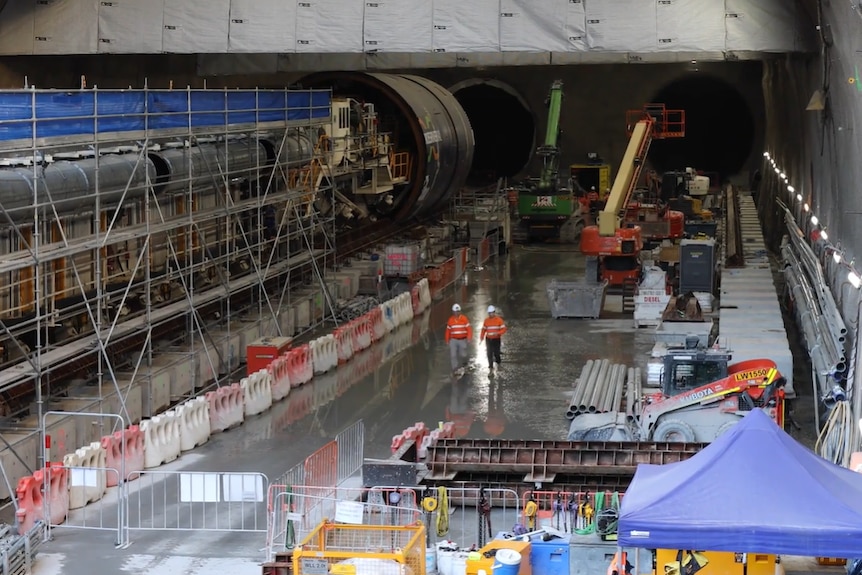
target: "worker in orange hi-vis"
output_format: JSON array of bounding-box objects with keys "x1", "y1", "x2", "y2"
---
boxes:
[
  {"x1": 480, "y1": 305, "x2": 507, "y2": 371},
  {"x1": 445, "y1": 303, "x2": 473, "y2": 375}
]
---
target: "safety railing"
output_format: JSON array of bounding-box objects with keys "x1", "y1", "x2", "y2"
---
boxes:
[
  {"x1": 0, "y1": 521, "x2": 43, "y2": 575},
  {"x1": 335, "y1": 421, "x2": 365, "y2": 485},
  {"x1": 126, "y1": 470, "x2": 269, "y2": 533},
  {"x1": 390, "y1": 150, "x2": 411, "y2": 181}
]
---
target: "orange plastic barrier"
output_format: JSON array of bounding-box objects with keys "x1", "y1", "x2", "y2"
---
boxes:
[
  {"x1": 15, "y1": 463, "x2": 69, "y2": 534},
  {"x1": 287, "y1": 344, "x2": 313, "y2": 388},
  {"x1": 205, "y1": 383, "x2": 245, "y2": 433},
  {"x1": 334, "y1": 325, "x2": 355, "y2": 364},
  {"x1": 100, "y1": 425, "x2": 145, "y2": 486},
  {"x1": 269, "y1": 354, "x2": 292, "y2": 401}
]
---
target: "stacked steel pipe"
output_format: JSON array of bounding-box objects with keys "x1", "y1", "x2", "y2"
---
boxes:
[
  {"x1": 780, "y1": 208, "x2": 847, "y2": 397},
  {"x1": 567, "y1": 359, "x2": 636, "y2": 419}
]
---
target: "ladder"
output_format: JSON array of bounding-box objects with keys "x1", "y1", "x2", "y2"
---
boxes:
[{"x1": 622, "y1": 277, "x2": 638, "y2": 314}]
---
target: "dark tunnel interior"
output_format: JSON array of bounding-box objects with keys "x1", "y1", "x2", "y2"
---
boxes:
[
  {"x1": 452, "y1": 83, "x2": 535, "y2": 185},
  {"x1": 648, "y1": 74, "x2": 756, "y2": 179}
]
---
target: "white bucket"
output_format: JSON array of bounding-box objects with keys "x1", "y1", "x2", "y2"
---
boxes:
[
  {"x1": 426, "y1": 548, "x2": 438, "y2": 574},
  {"x1": 452, "y1": 552, "x2": 469, "y2": 575},
  {"x1": 438, "y1": 550, "x2": 455, "y2": 575}
]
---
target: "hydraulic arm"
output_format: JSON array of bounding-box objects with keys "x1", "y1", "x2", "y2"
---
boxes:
[{"x1": 535, "y1": 80, "x2": 564, "y2": 194}]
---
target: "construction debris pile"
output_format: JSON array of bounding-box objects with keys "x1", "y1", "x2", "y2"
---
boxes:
[{"x1": 566, "y1": 359, "x2": 642, "y2": 422}]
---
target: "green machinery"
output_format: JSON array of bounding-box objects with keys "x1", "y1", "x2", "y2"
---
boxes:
[{"x1": 515, "y1": 80, "x2": 583, "y2": 242}]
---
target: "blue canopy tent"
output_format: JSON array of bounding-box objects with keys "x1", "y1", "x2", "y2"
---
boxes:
[{"x1": 618, "y1": 409, "x2": 862, "y2": 557}]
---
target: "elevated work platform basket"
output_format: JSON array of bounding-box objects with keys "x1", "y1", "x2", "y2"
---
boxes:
[
  {"x1": 292, "y1": 520, "x2": 426, "y2": 575},
  {"x1": 547, "y1": 279, "x2": 609, "y2": 319}
]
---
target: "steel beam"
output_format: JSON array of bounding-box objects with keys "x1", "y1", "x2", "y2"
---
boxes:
[{"x1": 425, "y1": 439, "x2": 706, "y2": 482}]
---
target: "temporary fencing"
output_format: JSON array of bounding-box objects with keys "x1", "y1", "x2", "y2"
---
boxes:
[
  {"x1": 52, "y1": 466, "x2": 123, "y2": 542},
  {"x1": 335, "y1": 420, "x2": 365, "y2": 485},
  {"x1": 126, "y1": 470, "x2": 269, "y2": 533}
]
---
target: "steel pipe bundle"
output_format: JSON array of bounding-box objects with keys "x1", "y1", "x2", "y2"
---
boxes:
[
  {"x1": 781, "y1": 208, "x2": 848, "y2": 396},
  {"x1": 567, "y1": 359, "x2": 633, "y2": 419}
]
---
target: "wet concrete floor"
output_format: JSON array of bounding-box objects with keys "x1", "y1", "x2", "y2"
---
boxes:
[{"x1": 32, "y1": 245, "x2": 808, "y2": 575}]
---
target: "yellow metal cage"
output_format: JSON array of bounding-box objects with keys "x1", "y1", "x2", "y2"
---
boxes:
[{"x1": 292, "y1": 520, "x2": 427, "y2": 575}]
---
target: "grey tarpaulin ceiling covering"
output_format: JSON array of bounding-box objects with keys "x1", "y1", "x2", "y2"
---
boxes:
[{"x1": 0, "y1": 0, "x2": 812, "y2": 59}]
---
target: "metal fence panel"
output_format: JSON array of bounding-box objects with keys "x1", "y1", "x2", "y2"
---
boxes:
[
  {"x1": 335, "y1": 420, "x2": 364, "y2": 485},
  {"x1": 50, "y1": 466, "x2": 124, "y2": 545},
  {"x1": 126, "y1": 470, "x2": 269, "y2": 533}
]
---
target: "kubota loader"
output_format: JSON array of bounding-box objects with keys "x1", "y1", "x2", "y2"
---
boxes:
[{"x1": 568, "y1": 339, "x2": 786, "y2": 442}]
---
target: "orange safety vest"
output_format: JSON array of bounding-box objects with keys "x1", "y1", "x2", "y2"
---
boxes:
[
  {"x1": 446, "y1": 315, "x2": 473, "y2": 343},
  {"x1": 480, "y1": 316, "x2": 507, "y2": 340}
]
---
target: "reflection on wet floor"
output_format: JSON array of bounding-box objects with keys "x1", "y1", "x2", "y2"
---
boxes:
[
  {"x1": 219, "y1": 246, "x2": 656, "y2": 469},
  {"x1": 38, "y1": 247, "x2": 663, "y2": 575}
]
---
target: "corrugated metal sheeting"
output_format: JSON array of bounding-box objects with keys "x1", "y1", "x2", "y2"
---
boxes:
[{"x1": 719, "y1": 193, "x2": 796, "y2": 396}]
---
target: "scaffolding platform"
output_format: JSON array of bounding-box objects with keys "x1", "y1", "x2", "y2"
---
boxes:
[{"x1": 0, "y1": 87, "x2": 331, "y2": 149}]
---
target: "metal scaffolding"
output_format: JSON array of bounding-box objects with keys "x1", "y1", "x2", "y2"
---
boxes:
[{"x1": 0, "y1": 85, "x2": 337, "y2": 502}]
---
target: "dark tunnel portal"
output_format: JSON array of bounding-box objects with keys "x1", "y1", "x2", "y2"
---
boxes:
[
  {"x1": 649, "y1": 75, "x2": 755, "y2": 179},
  {"x1": 452, "y1": 82, "x2": 535, "y2": 185}
]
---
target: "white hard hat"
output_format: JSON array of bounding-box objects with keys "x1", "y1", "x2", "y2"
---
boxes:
[
  {"x1": 487, "y1": 305, "x2": 496, "y2": 314},
  {"x1": 452, "y1": 303, "x2": 461, "y2": 312}
]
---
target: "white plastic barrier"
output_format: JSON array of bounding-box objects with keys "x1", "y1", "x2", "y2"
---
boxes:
[
  {"x1": 242, "y1": 369, "x2": 274, "y2": 417},
  {"x1": 141, "y1": 411, "x2": 182, "y2": 469},
  {"x1": 269, "y1": 354, "x2": 292, "y2": 400},
  {"x1": 398, "y1": 292, "x2": 413, "y2": 326},
  {"x1": 380, "y1": 302, "x2": 397, "y2": 333},
  {"x1": 311, "y1": 334, "x2": 338, "y2": 374},
  {"x1": 206, "y1": 383, "x2": 245, "y2": 433},
  {"x1": 418, "y1": 278, "x2": 432, "y2": 310},
  {"x1": 62, "y1": 442, "x2": 107, "y2": 510},
  {"x1": 176, "y1": 396, "x2": 211, "y2": 452}
]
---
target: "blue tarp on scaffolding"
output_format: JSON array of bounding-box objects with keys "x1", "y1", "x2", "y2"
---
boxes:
[
  {"x1": 619, "y1": 409, "x2": 862, "y2": 557},
  {"x1": 0, "y1": 89, "x2": 331, "y2": 143}
]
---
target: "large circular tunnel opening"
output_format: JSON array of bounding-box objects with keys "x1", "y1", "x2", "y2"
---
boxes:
[
  {"x1": 450, "y1": 80, "x2": 535, "y2": 186},
  {"x1": 648, "y1": 75, "x2": 755, "y2": 179}
]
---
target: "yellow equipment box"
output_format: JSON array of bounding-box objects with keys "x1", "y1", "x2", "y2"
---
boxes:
[
  {"x1": 467, "y1": 539, "x2": 532, "y2": 575},
  {"x1": 655, "y1": 549, "x2": 777, "y2": 575}
]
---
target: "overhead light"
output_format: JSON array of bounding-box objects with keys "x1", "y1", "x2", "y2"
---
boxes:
[
  {"x1": 811, "y1": 215, "x2": 819, "y2": 226},
  {"x1": 763, "y1": 152, "x2": 770, "y2": 158},
  {"x1": 834, "y1": 250, "x2": 841, "y2": 264},
  {"x1": 804, "y1": 203, "x2": 810, "y2": 212},
  {"x1": 787, "y1": 185, "x2": 795, "y2": 193},
  {"x1": 774, "y1": 167, "x2": 780, "y2": 174},
  {"x1": 796, "y1": 194, "x2": 802, "y2": 202},
  {"x1": 849, "y1": 271, "x2": 862, "y2": 289},
  {"x1": 779, "y1": 172, "x2": 786, "y2": 179},
  {"x1": 820, "y1": 230, "x2": 828, "y2": 241}
]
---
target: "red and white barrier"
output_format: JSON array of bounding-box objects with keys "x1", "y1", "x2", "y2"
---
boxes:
[
  {"x1": 63, "y1": 443, "x2": 107, "y2": 510},
  {"x1": 334, "y1": 325, "x2": 355, "y2": 364},
  {"x1": 176, "y1": 396, "x2": 211, "y2": 452},
  {"x1": 15, "y1": 463, "x2": 69, "y2": 535},
  {"x1": 311, "y1": 334, "x2": 338, "y2": 374},
  {"x1": 242, "y1": 370, "x2": 273, "y2": 417},
  {"x1": 269, "y1": 354, "x2": 292, "y2": 400},
  {"x1": 206, "y1": 383, "x2": 245, "y2": 433},
  {"x1": 141, "y1": 411, "x2": 182, "y2": 469},
  {"x1": 353, "y1": 315, "x2": 373, "y2": 351},
  {"x1": 369, "y1": 307, "x2": 386, "y2": 342},
  {"x1": 101, "y1": 425, "x2": 145, "y2": 486},
  {"x1": 287, "y1": 344, "x2": 313, "y2": 387}
]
